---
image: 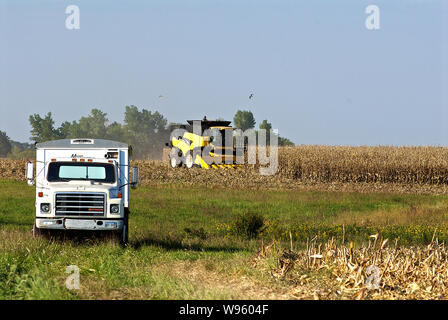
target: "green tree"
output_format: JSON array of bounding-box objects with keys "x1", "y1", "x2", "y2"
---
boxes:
[
  {"x1": 259, "y1": 119, "x2": 272, "y2": 145},
  {"x1": 258, "y1": 119, "x2": 295, "y2": 146},
  {"x1": 27, "y1": 107, "x2": 170, "y2": 159},
  {"x1": 106, "y1": 121, "x2": 126, "y2": 142},
  {"x1": 7, "y1": 146, "x2": 35, "y2": 159},
  {"x1": 58, "y1": 121, "x2": 72, "y2": 139},
  {"x1": 233, "y1": 110, "x2": 256, "y2": 131},
  {"x1": 124, "y1": 105, "x2": 169, "y2": 158},
  {"x1": 29, "y1": 112, "x2": 62, "y2": 142},
  {"x1": 259, "y1": 120, "x2": 272, "y2": 131},
  {"x1": 0, "y1": 130, "x2": 12, "y2": 157},
  {"x1": 67, "y1": 109, "x2": 109, "y2": 139},
  {"x1": 278, "y1": 137, "x2": 295, "y2": 146}
]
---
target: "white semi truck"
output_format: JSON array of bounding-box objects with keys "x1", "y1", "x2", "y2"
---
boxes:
[{"x1": 26, "y1": 138, "x2": 138, "y2": 245}]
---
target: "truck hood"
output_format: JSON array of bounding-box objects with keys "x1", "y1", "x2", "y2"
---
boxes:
[{"x1": 46, "y1": 181, "x2": 118, "y2": 194}]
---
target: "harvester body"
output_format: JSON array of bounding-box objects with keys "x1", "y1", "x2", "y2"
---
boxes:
[{"x1": 167, "y1": 119, "x2": 242, "y2": 169}]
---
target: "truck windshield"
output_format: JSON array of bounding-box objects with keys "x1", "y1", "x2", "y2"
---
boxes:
[{"x1": 47, "y1": 162, "x2": 116, "y2": 183}]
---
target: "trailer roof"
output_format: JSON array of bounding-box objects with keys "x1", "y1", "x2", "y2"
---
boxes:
[{"x1": 36, "y1": 139, "x2": 128, "y2": 149}]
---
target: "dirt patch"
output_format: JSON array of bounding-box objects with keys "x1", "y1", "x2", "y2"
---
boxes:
[{"x1": 162, "y1": 260, "x2": 295, "y2": 300}]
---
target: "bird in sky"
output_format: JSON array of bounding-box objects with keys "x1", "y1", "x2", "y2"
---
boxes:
[{"x1": 249, "y1": 93, "x2": 254, "y2": 99}]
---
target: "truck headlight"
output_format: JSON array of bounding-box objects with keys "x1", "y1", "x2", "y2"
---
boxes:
[
  {"x1": 40, "y1": 203, "x2": 50, "y2": 213},
  {"x1": 110, "y1": 204, "x2": 120, "y2": 214}
]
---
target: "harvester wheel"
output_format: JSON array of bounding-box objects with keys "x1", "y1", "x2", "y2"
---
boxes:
[
  {"x1": 184, "y1": 152, "x2": 194, "y2": 169},
  {"x1": 169, "y1": 147, "x2": 182, "y2": 168}
]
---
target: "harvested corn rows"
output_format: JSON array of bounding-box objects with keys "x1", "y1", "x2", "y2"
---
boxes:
[{"x1": 253, "y1": 235, "x2": 448, "y2": 299}]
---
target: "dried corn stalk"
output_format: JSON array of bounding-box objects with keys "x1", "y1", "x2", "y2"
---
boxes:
[{"x1": 254, "y1": 236, "x2": 448, "y2": 300}]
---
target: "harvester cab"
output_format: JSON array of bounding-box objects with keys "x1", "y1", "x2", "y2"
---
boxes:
[{"x1": 166, "y1": 118, "x2": 242, "y2": 169}]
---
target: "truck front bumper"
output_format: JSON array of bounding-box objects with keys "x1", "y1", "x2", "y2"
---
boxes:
[{"x1": 36, "y1": 218, "x2": 123, "y2": 231}]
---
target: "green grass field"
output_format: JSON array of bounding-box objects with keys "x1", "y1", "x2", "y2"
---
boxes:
[{"x1": 1, "y1": 179, "x2": 448, "y2": 299}]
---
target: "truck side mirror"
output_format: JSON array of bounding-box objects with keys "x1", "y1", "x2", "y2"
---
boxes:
[
  {"x1": 26, "y1": 162, "x2": 35, "y2": 186},
  {"x1": 131, "y1": 166, "x2": 138, "y2": 189}
]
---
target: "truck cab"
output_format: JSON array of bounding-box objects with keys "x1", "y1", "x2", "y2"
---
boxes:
[{"x1": 26, "y1": 138, "x2": 138, "y2": 245}]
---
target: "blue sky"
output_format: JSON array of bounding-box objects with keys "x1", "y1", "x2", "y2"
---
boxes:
[{"x1": 0, "y1": 0, "x2": 447, "y2": 145}]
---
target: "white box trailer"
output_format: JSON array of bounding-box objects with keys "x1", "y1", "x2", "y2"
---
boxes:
[{"x1": 26, "y1": 138, "x2": 138, "y2": 245}]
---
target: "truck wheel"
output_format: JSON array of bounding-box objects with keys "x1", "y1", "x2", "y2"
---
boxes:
[
  {"x1": 120, "y1": 211, "x2": 129, "y2": 247},
  {"x1": 32, "y1": 221, "x2": 44, "y2": 238},
  {"x1": 184, "y1": 152, "x2": 194, "y2": 169},
  {"x1": 169, "y1": 148, "x2": 182, "y2": 168}
]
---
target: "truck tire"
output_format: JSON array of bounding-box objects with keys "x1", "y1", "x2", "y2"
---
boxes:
[
  {"x1": 120, "y1": 210, "x2": 129, "y2": 247},
  {"x1": 169, "y1": 147, "x2": 182, "y2": 168},
  {"x1": 32, "y1": 220, "x2": 45, "y2": 238}
]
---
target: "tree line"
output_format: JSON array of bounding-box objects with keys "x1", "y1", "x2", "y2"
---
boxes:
[
  {"x1": 0, "y1": 106, "x2": 294, "y2": 159},
  {"x1": 232, "y1": 110, "x2": 294, "y2": 147}
]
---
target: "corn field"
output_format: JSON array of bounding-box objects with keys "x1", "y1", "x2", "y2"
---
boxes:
[
  {"x1": 278, "y1": 146, "x2": 448, "y2": 185},
  {"x1": 0, "y1": 159, "x2": 28, "y2": 181},
  {"x1": 4, "y1": 145, "x2": 448, "y2": 193},
  {"x1": 253, "y1": 235, "x2": 448, "y2": 299}
]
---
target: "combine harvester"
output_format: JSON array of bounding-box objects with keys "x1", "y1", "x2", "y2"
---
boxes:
[{"x1": 166, "y1": 117, "x2": 243, "y2": 169}]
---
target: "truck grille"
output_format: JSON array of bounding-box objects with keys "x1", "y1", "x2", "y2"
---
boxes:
[{"x1": 55, "y1": 192, "x2": 106, "y2": 217}]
